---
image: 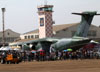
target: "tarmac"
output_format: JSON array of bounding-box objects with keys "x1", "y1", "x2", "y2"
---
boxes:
[{"x1": 0, "y1": 59, "x2": 100, "y2": 72}]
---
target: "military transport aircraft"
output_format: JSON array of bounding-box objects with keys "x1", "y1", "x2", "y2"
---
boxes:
[
  {"x1": 50, "y1": 11, "x2": 100, "y2": 51},
  {"x1": 11, "y1": 11, "x2": 100, "y2": 52}
]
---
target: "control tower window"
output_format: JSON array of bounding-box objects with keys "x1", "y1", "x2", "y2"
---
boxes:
[
  {"x1": 38, "y1": 8, "x2": 43, "y2": 11},
  {"x1": 44, "y1": 8, "x2": 52, "y2": 11}
]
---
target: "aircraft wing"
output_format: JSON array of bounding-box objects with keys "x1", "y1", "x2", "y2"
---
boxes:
[
  {"x1": 10, "y1": 37, "x2": 59, "y2": 46},
  {"x1": 24, "y1": 37, "x2": 60, "y2": 45}
]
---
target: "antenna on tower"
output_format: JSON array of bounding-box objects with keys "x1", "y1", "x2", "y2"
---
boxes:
[
  {"x1": 0, "y1": 0, "x2": 9, "y2": 8},
  {"x1": 44, "y1": 0, "x2": 48, "y2": 5}
]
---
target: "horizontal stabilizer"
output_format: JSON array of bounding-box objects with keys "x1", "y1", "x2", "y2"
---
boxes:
[
  {"x1": 72, "y1": 13, "x2": 86, "y2": 15},
  {"x1": 72, "y1": 11, "x2": 100, "y2": 16}
]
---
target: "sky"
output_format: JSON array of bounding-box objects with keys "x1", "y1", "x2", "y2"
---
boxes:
[{"x1": 0, "y1": 0, "x2": 100, "y2": 34}]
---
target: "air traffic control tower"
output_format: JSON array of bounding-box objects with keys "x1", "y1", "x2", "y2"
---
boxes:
[{"x1": 37, "y1": 5, "x2": 53, "y2": 38}]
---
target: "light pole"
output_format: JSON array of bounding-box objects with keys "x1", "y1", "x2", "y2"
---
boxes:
[{"x1": 1, "y1": 8, "x2": 6, "y2": 47}]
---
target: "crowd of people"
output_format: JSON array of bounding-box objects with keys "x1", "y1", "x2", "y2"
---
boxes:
[
  {"x1": 1, "y1": 48, "x2": 100, "y2": 63},
  {"x1": 26, "y1": 49, "x2": 100, "y2": 61},
  {"x1": 0, "y1": 47, "x2": 100, "y2": 64}
]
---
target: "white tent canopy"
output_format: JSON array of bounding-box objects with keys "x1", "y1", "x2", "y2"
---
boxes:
[{"x1": 0, "y1": 46, "x2": 12, "y2": 51}]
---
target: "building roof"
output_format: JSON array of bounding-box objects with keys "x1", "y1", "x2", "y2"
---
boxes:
[
  {"x1": 53, "y1": 23, "x2": 79, "y2": 32},
  {"x1": 24, "y1": 23, "x2": 79, "y2": 35},
  {"x1": 37, "y1": 5, "x2": 53, "y2": 8},
  {"x1": 0, "y1": 29, "x2": 20, "y2": 37},
  {"x1": 14, "y1": 38, "x2": 38, "y2": 43},
  {"x1": 0, "y1": 29, "x2": 20, "y2": 34},
  {"x1": 24, "y1": 29, "x2": 39, "y2": 34}
]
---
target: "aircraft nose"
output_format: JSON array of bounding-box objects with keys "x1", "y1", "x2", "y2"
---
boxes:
[{"x1": 50, "y1": 44, "x2": 56, "y2": 52}]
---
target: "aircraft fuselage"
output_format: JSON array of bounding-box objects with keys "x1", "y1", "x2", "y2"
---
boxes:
[{"x1": 52, "y1": 37, "x2": 91, "y2": 51}]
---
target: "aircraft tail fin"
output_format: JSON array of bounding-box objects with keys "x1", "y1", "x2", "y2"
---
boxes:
[{"x1": 72, "y1": 11, "x2": 100, "y2": 37}]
